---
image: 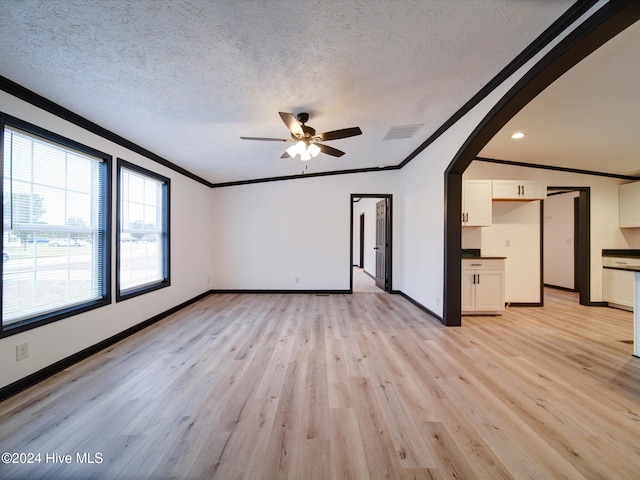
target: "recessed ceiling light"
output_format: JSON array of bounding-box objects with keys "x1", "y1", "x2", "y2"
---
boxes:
[{"x1": 511, "y1": 132, "x2": 525, "y2": 139}]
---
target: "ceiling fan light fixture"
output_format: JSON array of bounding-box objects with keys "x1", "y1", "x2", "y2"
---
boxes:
[
  {"x1": 307, "y1": 143, "x2": 321, "y2": 158},
  {"x1": 286, "y1": 143, "x2": 299, "y2": 158},
  {"x1": 286, "y1": 141, "x2": 307, "y2": 158},
  {"x1": 241, "y1": 112, "x2": 359, "y2": 160},
  {"x1": 300, "y1": 150, "x2": 312, "y2": 161}
]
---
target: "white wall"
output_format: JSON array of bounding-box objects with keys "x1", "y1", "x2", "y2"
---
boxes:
[
  {"x1": 352, "y1": 197, "x2": 378, "y2": 275},
  {"x1": 0, "y1": 91, "x2": 214, "y2": 390},
  {"x1": 210, "y1": 172, "x2": 401, "y2": 291},
  {"x1": 544, "y1": 192, "x2": 579, "y2": 289},
  {"x1": 464, "y1": 160, "x2": 634, "y2": 301}
]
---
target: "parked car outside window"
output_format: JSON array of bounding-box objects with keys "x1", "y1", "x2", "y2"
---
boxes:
[{"x1": 47, "y1": 239, "x2": 89, "y2": 247}]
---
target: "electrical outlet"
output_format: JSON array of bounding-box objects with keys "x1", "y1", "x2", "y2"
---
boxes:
[
  {"x1": 295, "y1": 277, "x2": 300, "y2": 284},
  {"x1": 16, "y1": 342, "x2": 29, "y2": 361},
  {"x1": 505, "y1": 239, "x2": 511, "y2": 247},
  {"x1": 436, "y1": 296, "x2": 441, "y2": 305}
]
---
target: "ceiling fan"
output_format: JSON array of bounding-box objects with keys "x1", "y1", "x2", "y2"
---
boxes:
[{"x1": 240, "y1": 112, "x2": 362, "y2": 161}]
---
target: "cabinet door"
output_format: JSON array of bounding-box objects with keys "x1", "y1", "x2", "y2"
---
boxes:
[
  {"x1": 474, "y1": 269, "x2": 505, "y2": 312},
  {"x1": 461, "y1": 269, "x2": 476, "y2": 312},
  {"x1": 619, "y1": 182, "x2": 640, "y2": 228},
  {"x1": 603, "y1": 268, "x2": 634, "y2": 308},
  {"x1": 462, "y1": 180, "x2": 492, "y2": 226},
  {"x1": 492, "y1": 180, "x2": 546, "y2": 200},
  {"x1": 492, "y1": 180, "x2": 520, "y2": 199},
  {"x1": 520, "y1": 181, "x2": 547, "y2": 199}
]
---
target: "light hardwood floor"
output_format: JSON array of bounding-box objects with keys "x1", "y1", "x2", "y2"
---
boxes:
[
  {"x1": 0, "y1": 289, "x2": 639, "y2": 479},
  {"x1": 352, "y1": 267, "x2": 382, "y2": 293}
]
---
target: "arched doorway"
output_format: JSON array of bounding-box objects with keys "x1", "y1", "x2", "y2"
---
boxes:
[{"x1": 443, "y1": 3, "x2": 640, "y2": 326}]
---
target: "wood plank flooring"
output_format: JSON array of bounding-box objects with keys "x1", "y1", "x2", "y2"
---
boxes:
[{"x1": 1, "y1": 288, "x2": 639, "y2": 479}]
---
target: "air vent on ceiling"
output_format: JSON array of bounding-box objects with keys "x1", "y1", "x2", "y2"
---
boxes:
[{"x1": 382, "y1": 124, "x2": 423, "y2": 141}]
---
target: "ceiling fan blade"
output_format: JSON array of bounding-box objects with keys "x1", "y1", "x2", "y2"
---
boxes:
[
  {"x1": 316, "y1": 127, "x2": 362, "y2": 142},
  {"x1": 279, "y1": 112, "x2": 304, "y2": 138},
  {"x1": 240, "y1": 136, "x2": 292, "y2": 142},
  {"x1": 280, "y1": 150, "x2": 292, "y2": 159},
  {"x1": 317, "y1": 143, "x2": 345, "y2": 157}
]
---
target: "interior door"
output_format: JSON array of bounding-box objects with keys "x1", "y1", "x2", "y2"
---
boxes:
[{"x1": 375, "y1": 199, "x2": 387, "y2": 290}]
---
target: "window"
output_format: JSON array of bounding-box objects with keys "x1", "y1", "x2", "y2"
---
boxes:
[
  {"x1": 117, "y1": 159, "x2": 169, "y2": 300},
  {"x1": 1, "y1": 117, "x2": 111, "y2": 334}
]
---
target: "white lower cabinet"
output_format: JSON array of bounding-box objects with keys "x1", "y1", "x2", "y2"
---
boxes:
[
  {"x1": 602, "y1": 256, "x2": 640, "y2": 311},
  {"x1": 462, "y1": 258, "x2": 505, "y2": 315},
  {"x1": 603, "y1": 268, "x2": 634, "y2": 310}
]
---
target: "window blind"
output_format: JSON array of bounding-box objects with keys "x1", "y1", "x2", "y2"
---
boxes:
[
  {"x1": 118, "y1": 166, "x2": 167, "y2": 294},
  {"x1": 2, "y1": 127, "x2": 107, "y2": 326}
]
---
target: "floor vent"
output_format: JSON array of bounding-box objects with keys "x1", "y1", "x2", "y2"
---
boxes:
[{"x1": 382, "y1": 124, "x2": 423, "y2": 141}]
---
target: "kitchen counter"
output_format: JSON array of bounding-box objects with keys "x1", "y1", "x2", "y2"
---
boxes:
[
  {"x1": 602, "y1": 249, "x2": 640, "y2": 258},
  {"x1": 462, "y1": 256, "x2": 507, "y2": 260},
  {"x1": 604, "y1": 264, "x2": 640, "y2": 272}
]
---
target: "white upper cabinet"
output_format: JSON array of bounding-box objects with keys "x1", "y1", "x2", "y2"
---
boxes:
[
  {"x1": 492, "y1": 180, "x2": 547, "y2": 200},
  {"x1": 462, "y1": 180, "x2": 492, "y2": 226},
  {"x1": 619, "y1": 182, "x2": 640, "y2": 228}
]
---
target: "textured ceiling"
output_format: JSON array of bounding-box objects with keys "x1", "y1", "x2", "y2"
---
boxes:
[
  {"x1": 481, "y1": 15, "x2": 640, "y2": 178},
  {"x1": 0, "y1": 0, "x2": 575, "y2": 184}
]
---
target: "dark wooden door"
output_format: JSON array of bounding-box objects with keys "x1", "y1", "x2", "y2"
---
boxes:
[{"x1": 375, "y1": 199, "x2": 387, "y2": 290}]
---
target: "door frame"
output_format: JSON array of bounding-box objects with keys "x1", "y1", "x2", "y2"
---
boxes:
[
  {"x1": 350, "y1": 194, "x2": 393, "y2": 293},
  {"x1": 359, "y1": 213, "x2": 365, "y2": 268},
  {"x1": 544, "y1": 187, "x2": 591, "y2": 305}
]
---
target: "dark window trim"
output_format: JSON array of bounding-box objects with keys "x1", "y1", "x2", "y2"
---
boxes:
[
  {"x1": 0, "y1": 113, "x2": 112, "y2": 338},
  {"x1": 116, "y1": 158, "x2": 171, "y2": 302}
]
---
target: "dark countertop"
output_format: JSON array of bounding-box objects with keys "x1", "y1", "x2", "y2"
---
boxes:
[
  {"x1": 604, "y1": 265, "x2": 640, "y2": 272},
  {"x1": 462, "y1": 256, "x2": 507, "y2": 260},
  {"x1": 602, "y1": 249, "x2": 640, "y2": 258}
]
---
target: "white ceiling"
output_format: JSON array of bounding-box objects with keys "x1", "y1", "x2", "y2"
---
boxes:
[
  {"x1": 480, "y1": 14, "x2": 640, "y2": 178},
  {"x1": 1, "y1": 1, "x2": 581, "y2": 184}
]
